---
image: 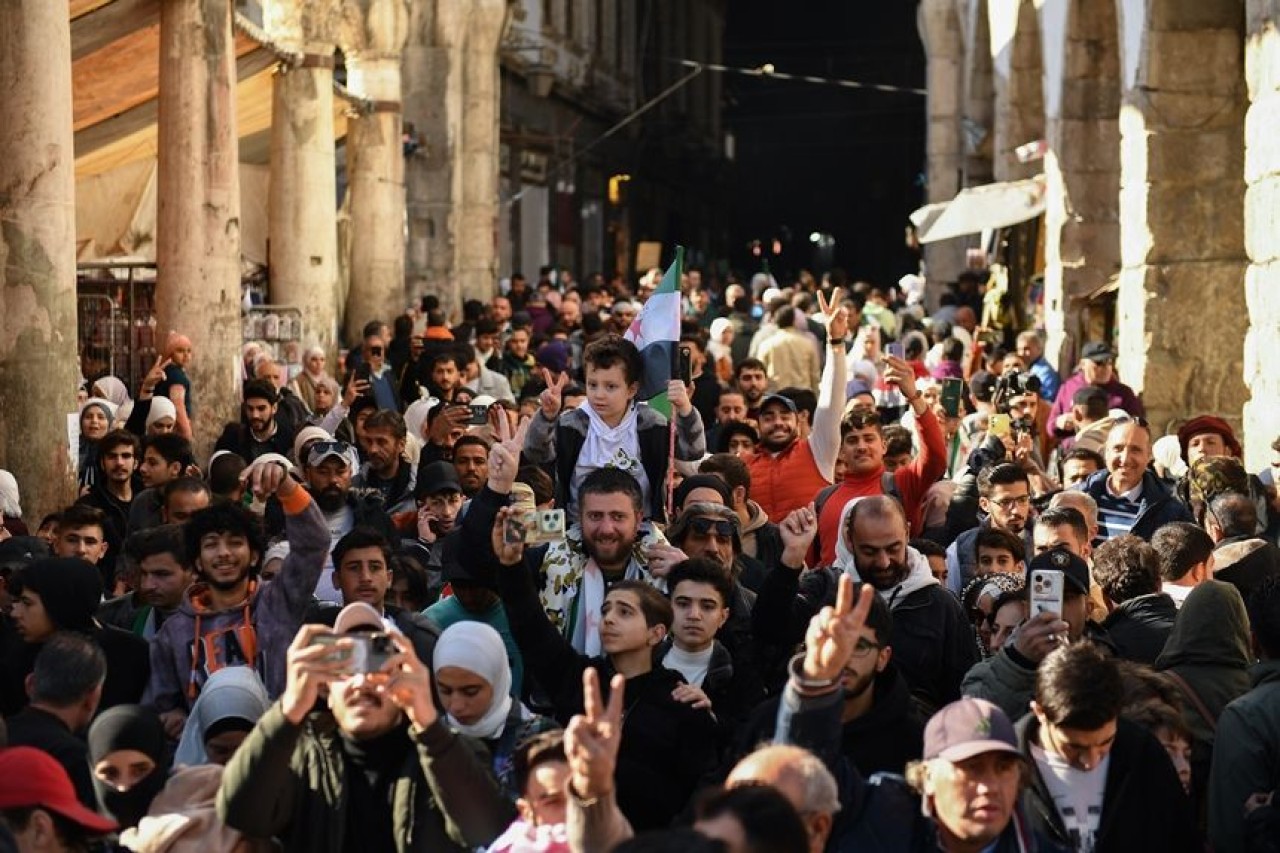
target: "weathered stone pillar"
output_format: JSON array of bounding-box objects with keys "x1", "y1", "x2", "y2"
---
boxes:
[
  {"x1": 917, "y1": 0, "x2": 967, "y2": 295},
  {"x1": 991, "y1": 0, "x2": 1044, "y2": 183},
  {"x1": 1243, "y1": 3, "x2": 1280, "y2": 467},
  {"x1": 156, "y1": 0, "x2": 243, "y2": 457},
  {"x1": 1041, "y1": 0, "x2": 1122, "y2": 370},
  {"x1": 339, "y1": 0, "x2": 410, "y2": 343},
  {"x1": 0, "y1": 1, "x2": 80, "y2": 518},
  {"x1": 456, "y1": 0, "x2": 507, "y2": 308},
  {"x1": 403, "y1": 0, "x2": 506, "y2": 320},
  {"x1": 263, "y1": 0, "x2": 342, "y2": 351},
  {"x1": 1116, "y1": 3, "x2": 1248, "y2": 437}
]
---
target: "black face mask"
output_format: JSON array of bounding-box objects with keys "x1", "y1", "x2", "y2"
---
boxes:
[{"x1": 88, "y1": 705, "x2": 170, "y2": 829}]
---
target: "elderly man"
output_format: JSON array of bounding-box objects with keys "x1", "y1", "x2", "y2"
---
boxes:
[{"x1": 1073, "y1": 419, "x2": 1192, "y2": 541}]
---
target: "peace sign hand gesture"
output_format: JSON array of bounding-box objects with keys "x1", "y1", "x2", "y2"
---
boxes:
[
  {"x1": 817, "y1": 287, "x2": 850, "y2": 344},
  {"x1": 801, "y1": 573, "x2": 876, "y2": 683},
  {"x1": 565, "y1": 668, "x2": 626, "y2": 800},
  {"x1": 489, "y1": 413, "x2": 531, "y2": 495},
  {"x1": 141, "y1": 355, "x2": 173, "y2": 397},
  {"x1": 539, "y1": 368, "x2": 568, "y2": 421}
]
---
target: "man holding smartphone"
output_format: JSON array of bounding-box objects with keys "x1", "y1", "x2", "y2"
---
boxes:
[{"x1": 358, "y1": 331, "x2": 401, "y2": 413}]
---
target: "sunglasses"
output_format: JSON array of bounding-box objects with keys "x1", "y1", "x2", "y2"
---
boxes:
[
  {"x1": 307, "y1": 440, "x2": 355, "y2": 464},
  {"x1": 369, "y1": 346, "x2": 383, "y2": 357},
  {"x1": 689, "y1": 517, "x2": 735, "y2": 539}
]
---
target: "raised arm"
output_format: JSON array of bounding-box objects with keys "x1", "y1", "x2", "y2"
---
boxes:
[{"x1": 810, "y1": 290, "x2": 850, "y2": 481}]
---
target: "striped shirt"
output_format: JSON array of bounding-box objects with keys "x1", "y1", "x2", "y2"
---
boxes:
[{"x1": 1095, "y1": 480, "x2": 1145, "y2": 540}]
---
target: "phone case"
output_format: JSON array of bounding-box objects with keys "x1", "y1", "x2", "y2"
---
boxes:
[
  {"x1": 941, "y1": 378, "x2": 963, "y2": 417},
  {"x1": 1030, "y1": 569, "x2": 1065, "y2": 618},
  {"x1": 989, "y1": 413, "x2": 1011, "y2": 437}
]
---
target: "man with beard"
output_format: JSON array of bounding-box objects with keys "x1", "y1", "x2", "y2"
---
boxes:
[
  {"x1": 946, "y1": 463, "x2": 1037, "y2": 596},
  {"x1": 733, "y1": 358, "x2": 769, "y2": 422},
  {"x1": 745, "y1": 292, "x2": 849, "y2": 522},
  {"x1": 98, "y1": 525, "x2": 195, "y2": 639},
  {"x1": 218, "y1": 606, "x2": 513, "y2": 851},
  {"x1": 145, "y1": 458, "x2": 329, "y2": 738},
  {"x1": 75, "y1": 429, "x2": 139, "y2": 593},
  {"x1": 452, "y1": 435, "x2": 490, "y2": 499},
  {"x1": 353, "y1": 410, "x2": 416, "y2": 515},
  {"x1": 215, "y1": 380, "x2": 297, "y2": 463},
  {"x1": 754, "y1": 495, "x2": 976, "y2": 714}
]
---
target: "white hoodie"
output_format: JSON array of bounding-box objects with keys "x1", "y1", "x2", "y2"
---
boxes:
[{"x1": 833, "y1": 498, "x2": 939, "y2": 609}]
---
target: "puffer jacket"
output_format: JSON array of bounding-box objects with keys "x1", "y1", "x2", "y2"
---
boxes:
[
  {"x1": 218, "y1": 705, "x2": 514, "y2": 853},
  {"x1": 1100, "y1": 592, "x2": 1177, "y2": 665}
]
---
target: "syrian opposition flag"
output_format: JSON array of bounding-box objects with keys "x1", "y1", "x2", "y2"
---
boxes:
[{"x1": 624, "y1": 245, "x2": 683, "y2": 418}]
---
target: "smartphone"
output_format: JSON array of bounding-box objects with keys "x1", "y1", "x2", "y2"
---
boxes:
[
  {"x1": 468, "y1": 404, "x2": 490, "y2": 426},
  {"x1": 1029, "y1": 569, "x2": 1066, "y2": 620},
  {"x1": 678, "y1": 345, "x2": 694, "y2": 385},
  {"x1": 940, "y1": 378, "x2": 964, "y2": 418},
  {"x1": 315, "y1": 632, "x2": 396, "y2": 674},
  {"x1": 504, "y1": 508, "x2": 566, "y2": 545},
  {"x1": 988, "y1": 413, "x2": 1011, "y2": 438},
  {"x1": 886, "y1": 342, "x2": 904, "y2": 360},
  {"x1": 355, "y1": 363, "x2": 372, "y2": 384}
]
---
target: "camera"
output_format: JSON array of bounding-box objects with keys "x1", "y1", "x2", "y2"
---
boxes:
[
  {"x1": 991, "y1": 370, "x2": 1040, "y2": 434},
  {"x1": 503, "y1": 508, "x2": 566, "y2": 545}
]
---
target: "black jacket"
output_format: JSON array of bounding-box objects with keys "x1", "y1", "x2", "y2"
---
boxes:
[
  {"x1": 214, "y1": 420, "x2": 296, "y2": 464},
  {"x1": 2, "y1": 626, "x2": 148, "y2": 718},
  {"x1": 1212, "y1": 535, "x2": 1280, "y2": 603},
  {"x1": 1100, "y1": 592, "x2": 1177, "y2": 665},
  {"x1": 1017, "y1": 714, "x2": 1199, "y2": 852},
  {"x1": 1076, "y1": 468, "x2": 1194, "y2": 540},
  {"x1": 75, "y1": 483, "x2": 132, "y2": 590},
  {"x1": 738, "y1": 661, "x2": 924, "y2": 780},
  {"x1": 5, "y1": 707, "x2": 95, "y2": 808},
  {"x1": 753, "y1": 561, "x2": 977, "y2": 714},
  {"x1": 495, "y1": 547, "x2": 718, "y2": 831}
]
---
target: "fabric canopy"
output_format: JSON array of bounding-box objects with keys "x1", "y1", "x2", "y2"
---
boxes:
[{"x1": 912, "y1": 175, "x2": 1046, "y2": 244}]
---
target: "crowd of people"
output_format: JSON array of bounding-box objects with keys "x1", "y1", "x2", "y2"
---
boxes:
[{"x1": 0, "y1": 263, "x2": 1278, "y2": 852}]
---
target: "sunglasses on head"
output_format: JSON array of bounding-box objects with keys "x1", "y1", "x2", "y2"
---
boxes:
[
  {"x1": 843, "y1": 411, "x2": 881, "y2": 429},
  {"x1": 308, "y1": 440, "x2": 354, "y2": 462},
  {"x1": 689, "y1": 517, "x2": 735, "y2": 538}
]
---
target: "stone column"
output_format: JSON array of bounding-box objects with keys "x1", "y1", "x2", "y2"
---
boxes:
[
  {"x1": 1116, "y1": 4, "x2": 1248, "y2": 437},
  {"x1": 1243, "y1": 3, "x2": 1280, "y2": 467},
  {"x1": 992, "y1": 0, "x2": 1044, "y2": 183},
  {"x1": 403, "y1": 1, "x2": 467, "y2": 317},
  {"x1": 263, "y1": 0, "x2": 342, "y2": 351},
  {"x1": 156, "y1": 0, "x2": 243, "y2": 457},
  {"x1": 1041, "y1": 0, "x2": 1122, "y2": 370},
  {"x1": 456, "y1": 0, "x2": 507, "y2": 307},
  {"x1": 0, "y1": 1, "x2": 80, "y2": 518},
  {"x1": 339, "y1": 0, "x2": 410, "y2": 343},
  {"x1": 917, "y1": 0, "x2": 967, "y2": 295}
]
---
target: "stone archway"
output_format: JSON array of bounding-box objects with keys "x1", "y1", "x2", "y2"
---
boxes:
[
  {"x1": 1116, "y1": 0, "x2": 1248, "y2": 437},
  {"x1": 1042, "y1": 0, "x2": 1123, "y2": 368},
  {"x1": 994, "y1": 0, "x2": 1045, "y2": 181}
]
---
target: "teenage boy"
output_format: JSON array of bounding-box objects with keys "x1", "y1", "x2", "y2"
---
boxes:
[
  {"x1": 144, "y1": 459, "x2": 328, "y2": 737},
  {"x1": 128, "y1": 433, "x2": 195, "y2": 533},
  {"x1": 50, "y1": 505, "x2": 109, "y2": 567},
  {"x1": 489, "y1": 506, "x2": 718, "y2": 832},
  {"x1": 974, "y1": 526, "x2": 1027, "y2": 579},
  {"x1": 76, "y1": 428, "x2": 138, "y2": 591},
  {"x1": 98, "y1": 525, "x2": 195, "y2": 639}
]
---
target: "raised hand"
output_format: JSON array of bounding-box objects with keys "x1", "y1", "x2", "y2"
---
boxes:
[
  {"x1": 666, "y1": 379, "x2": 694, "y2": 417},
  {"x1": 539, "y1": 368, "x2": 568, "y2": 420},
  {"x1": 342, "y1": 373, "x2": 370, "y2": 408},
  {"x1": 140, "y1": 356, "x2": 172, "y2": 397},
  {"x1": 644, "y1": 542, "x2": 689, "y2": 579},
  {"x1": 801, "y1": 573, "x2": 876, "y2": 683},
  {"x1": 817, "y1": 287, "x2": 850, "y2": 343},
  {"x1": 280, "y1": 625, "x2": 349, "y2": 724},
  {"x1": 491, "y1": 506, "x2": 528, "y2": 567},
  {"x1": 565, "y1": 668, "x2": 626, "y2": 800},
  {"x1": 243, "y1": 456, "x2": 298, "y2": 501},
  {"x1": 880, "y1": 353, "x2": 918, "y2": 400},
  {"x1": 779, "y1": 502, "x2": 819, "y2": 569},
  {"x1": 488, "y1": 414, "x2": 529, "y2": 495},
  {"x1": 375, "y1": 631, "x2": 437, "y2": 731}
]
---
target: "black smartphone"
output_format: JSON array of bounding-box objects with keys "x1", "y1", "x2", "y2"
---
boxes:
[
  {"x1": 941, "y1": 378, "x2": 963, "y2": 418},
  {"x1": 355, "y1": 363, "x2": 372, "y2": 383},
  {"x1": 678, "y1": 345, "x2": 694, "y2": 385},
  {"x1": 468, "y1": 404, "x2": 490, "y2": 426}
]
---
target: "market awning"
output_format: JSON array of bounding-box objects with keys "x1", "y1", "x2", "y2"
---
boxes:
[{"x1": 912, "y1": 175, "x2": 1047, "y2": 244}]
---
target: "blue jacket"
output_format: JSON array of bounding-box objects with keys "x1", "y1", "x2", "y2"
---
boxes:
[{"x1": 1074, "y1": 468, "x2": 1193, "y2": 540}]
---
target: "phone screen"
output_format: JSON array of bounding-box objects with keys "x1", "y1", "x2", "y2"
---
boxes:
[
  {"x1": 941, "y1": 378, "x2": 963, "y2": 418},
  {"x1": 886, "y1": 342, "x2": 904, "y2": 360}
]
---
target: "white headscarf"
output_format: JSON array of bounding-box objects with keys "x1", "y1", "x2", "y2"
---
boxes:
[
  {"x1": 0, "y1": 470, "x2": 20, "y2": 517},
  {"x1": 404, "y1": 393, "x2": 440, "y2": 442},
  {"x1": 145, "y1": 395, "x2": 177, "y2": 430},
  {"x1": 833, "y1": 499, "x2": 938, "y2": 609},
  {"x1": 433, "y1": 622, "x2": 514, "y2": 740},
  {"x1": 174, "y1": 666, "x2": 271, "y2": 766},
  {"x1": 92, "y1": 375, "x2": 131, "y2": 407}
]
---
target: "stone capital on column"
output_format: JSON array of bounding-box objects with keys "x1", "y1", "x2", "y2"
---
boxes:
[{"x1": 263, "y1": 0, "x2": 345, "y2": 53}]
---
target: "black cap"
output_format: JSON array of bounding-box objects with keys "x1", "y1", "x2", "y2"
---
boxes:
[
  {"x1": 414, "y1": 461, "x2": 462, "y2": 499},
  {"x1": 969, "y1": 370, "x2": 997, "y2": 403},
  {"x1": 1080, "y1": 341, "x2": 1114, "y2": 363},
  {"x1": 1026, "y1": 547, "x2": 1091, "y2": 596},
  {"x1": 0, "y1": 536, "x2": 49, "y2": 571},
  {"x1": 758, "y1": 393, "x2": 797, "y2": 414}
]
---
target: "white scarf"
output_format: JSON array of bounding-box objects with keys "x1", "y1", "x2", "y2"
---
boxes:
[
  {"x1": 834, "y1": 499, "x2": 939, "y2": 609},
  {"x1": 575, "y1": 560, "x2": 606, "y2": 658},
  {"x1": 572, "y1": 402, "x2": 646, "y2": 516},
  {"x1": 432, "y1": 622, "x2": 515, "y2": 740}
]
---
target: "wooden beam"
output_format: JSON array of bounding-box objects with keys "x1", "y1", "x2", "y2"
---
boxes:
[{"x1": 71, "y1": 0, "x2": 160, "y2": 61}]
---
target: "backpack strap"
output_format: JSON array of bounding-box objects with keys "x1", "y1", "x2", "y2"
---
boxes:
[
  {"x1": 811, "y1": 484, "x2": 843, "y2": 561},
  {"x1": 1164, "y1": 670, "x2": 1218, "y2": 734}
]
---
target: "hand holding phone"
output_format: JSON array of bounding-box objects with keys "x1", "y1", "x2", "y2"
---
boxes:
[
  {"x1": 988, "y1": 413, "x2": 1011, "y2": 438},
  {"x1": 678, "y1": 345, "x2": 694, "y2": 386},
  {"x1": 940, "y1": 378, "x2": 964, "y2": 418},
  {"x1": 886, "y1": 342, "x2": 904, "y2": 360}
]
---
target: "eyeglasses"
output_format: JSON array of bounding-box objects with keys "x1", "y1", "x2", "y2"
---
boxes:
[
  {"x1": 689, "y1": 517, "x2": 735, "y2": 539},
  {"x1": 850, "y1": 638, "x2": 882, "y2": 659},
  {"x1": 988, "y1": 494, "x2": 1031, "y2": 511},
  {"x1": 369, "y1": 346, "x2": 383, "y2": 357}
]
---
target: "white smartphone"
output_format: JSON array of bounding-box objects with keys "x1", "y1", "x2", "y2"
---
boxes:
[{"x1": 1030, "y1": 569, "x2": 1065, "y2": 619}]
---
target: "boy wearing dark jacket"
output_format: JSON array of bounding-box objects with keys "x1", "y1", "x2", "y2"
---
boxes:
[{"x1": 143, "y1": 460, "x2": 328, "y2": 737}]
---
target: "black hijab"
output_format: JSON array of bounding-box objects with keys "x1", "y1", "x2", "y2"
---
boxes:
[{"x1": 87, "y1": 704, "x2": 170, "y2": 828}]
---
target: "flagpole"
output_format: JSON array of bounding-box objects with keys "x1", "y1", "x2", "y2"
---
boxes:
[{"x1": 666, "y1": 245, "x2": 685, "y2": 522}]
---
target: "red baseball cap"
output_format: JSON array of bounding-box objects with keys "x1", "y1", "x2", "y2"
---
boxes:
[{"x1": 0, "y1": 747, "x2": 118, "y2": 834}]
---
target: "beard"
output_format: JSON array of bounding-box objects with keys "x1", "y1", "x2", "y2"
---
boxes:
[
  {"x1": 206, "y1": 564, "x2": 251, "y2": 592},
  {"x1": 583, "y1": 530, "x2": 635, "y2": 570},
  {"x1": 860, "y1": 560, "x2": 909, "y2": 591},
  {"x1": 315, "y1": 486, "x2": 347, "y2": 513},
  {"x1": 759, "y1": 427, "x2": 796, "y2": 452}
]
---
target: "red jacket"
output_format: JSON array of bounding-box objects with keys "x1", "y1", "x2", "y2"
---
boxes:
[{"x1": 747, "y1": 439, "x2": 831, "y2": 524}]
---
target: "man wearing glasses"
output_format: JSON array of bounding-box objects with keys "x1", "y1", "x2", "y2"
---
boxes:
[
  {"x1": 946, "y1": 463, "x2": 1037, "y2": 596},
  {"x1": 360, "y1": 331, "x2": 402, "y2": 413}
]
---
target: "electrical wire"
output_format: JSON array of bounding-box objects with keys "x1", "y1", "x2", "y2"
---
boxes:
[{"x1": 676, "y1": 59, "x2": 926, "y2": 96}]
